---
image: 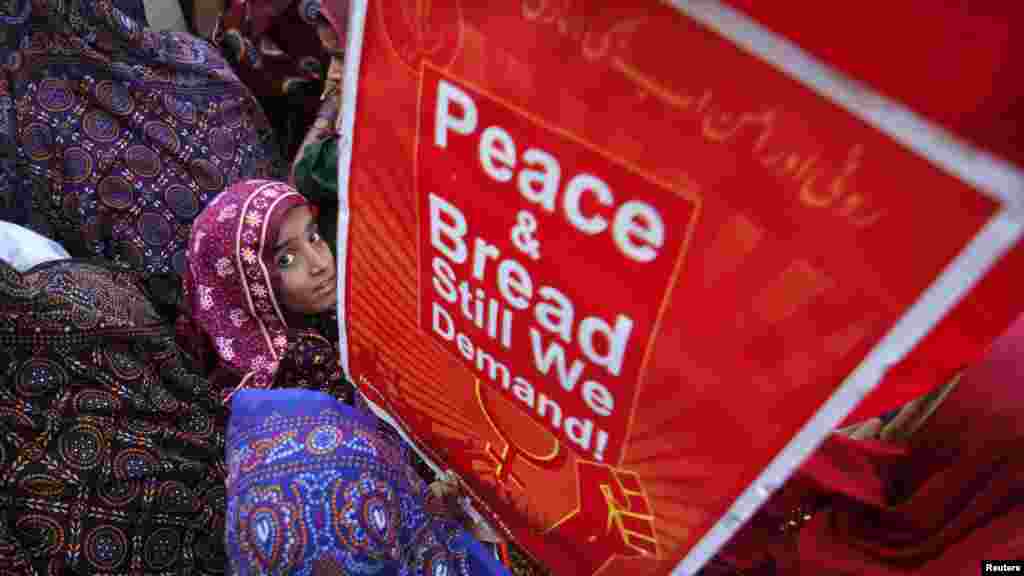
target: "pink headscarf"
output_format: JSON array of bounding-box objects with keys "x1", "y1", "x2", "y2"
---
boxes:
[{"x1": 185, "y1": 180, "x2": 308, "y2": 400}]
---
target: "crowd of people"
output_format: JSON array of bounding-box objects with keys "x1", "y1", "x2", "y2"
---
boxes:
[
  {"x1": 0, "y1": 1, "x2": 512, "y2": 574},
  {"x1": 0, "y1": 1, "x2": 1019, "y2": 574}
]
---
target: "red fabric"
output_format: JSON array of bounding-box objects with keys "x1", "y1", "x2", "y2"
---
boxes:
[
  {"x1": 717, "y1": 314, "x2": 1024, "y2": 574},
  {"x1": 716, "y1": 1, "x2": 1024, "y2": 429},
  {"x1": 219, "y1": 0, "x2": 325, "y2": 93},
  {"x1": 721, "y1": 1, "x2": 1024, "y2": 167},
  {"x1": 182, "y1": 180, "x2": 307, "y2": 400},
  {"x1": 844, "y1": 241, "x2": 1024, "y2": 425}
]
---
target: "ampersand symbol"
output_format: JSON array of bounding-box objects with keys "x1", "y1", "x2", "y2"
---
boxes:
[{"x1": 510, "y1": 211, "x2": 541, "y2": 261}]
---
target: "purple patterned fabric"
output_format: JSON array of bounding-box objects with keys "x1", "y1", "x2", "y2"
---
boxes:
[
  {"x1": 0, "y1": 0, "x2": 284, "y2": 274},
  {"x1": 227, "y1": 388, "x2": 511, "y2": 576},
  {"x1": 184, "y1": 179, "x2": 307, "y2": 400}
]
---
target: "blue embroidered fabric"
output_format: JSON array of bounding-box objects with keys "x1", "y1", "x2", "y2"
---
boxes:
[{"x1": 226, "y1": 389, "x2": 511, "y2": 576}]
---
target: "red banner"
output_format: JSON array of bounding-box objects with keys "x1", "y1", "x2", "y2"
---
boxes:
[
  {"x1": 418, "y1": 64, "x2": 700, "y2": 466},
  {"x1": 336, "y1": 1, "x2": 1023, "y2": 574}
]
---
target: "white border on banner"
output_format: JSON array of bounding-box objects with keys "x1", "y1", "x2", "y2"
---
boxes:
[
  {"x1": 331, "y1": 0, "x2": 435, "y2": 473},
  {"x1": 331, "y1": 0, "x2": 500, "y2": 544},
  {"x1": 667, "y1": 1, "x2": 1024, "y2": 575},
  {"x1": 334, "y1": 0, "x2": 368, "y2": 377}
]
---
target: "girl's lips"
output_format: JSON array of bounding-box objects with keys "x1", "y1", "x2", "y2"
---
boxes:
[{"x1": 316, "y1": 275, "x2": 336, "y2": 294}]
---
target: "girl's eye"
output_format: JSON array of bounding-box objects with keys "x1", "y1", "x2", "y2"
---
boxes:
[
  {"x1": 310, "y1": 230, "x2": 322, "y2": 244},
  {"x1": 278, "y1": 253, "x2": 295, "y2": 268}
]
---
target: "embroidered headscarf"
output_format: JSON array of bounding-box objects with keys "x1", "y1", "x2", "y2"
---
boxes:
[{"x1": 185, "y1": 179, "x2": 308, "y2": 399}]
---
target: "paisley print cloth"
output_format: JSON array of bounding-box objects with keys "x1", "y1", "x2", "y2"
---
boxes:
[{"x1": 227, "y1": 388, "x2": 511, "y2": 576}]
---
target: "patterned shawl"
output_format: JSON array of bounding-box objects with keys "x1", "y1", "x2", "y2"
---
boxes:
[
  {"x1": 226, "y1": 388, "x2": 510, "y2": 576},
  {"x1": 0, "y1": 257, "x2": 228, "y2": 574},
  {"x1": 184, "y1": 180, "x2": 307, "y2": 400},
  {"x1": 0, "y1": 0, "x2": 283, "y2": 274}
]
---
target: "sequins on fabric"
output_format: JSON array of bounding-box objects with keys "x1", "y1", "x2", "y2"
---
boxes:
[
  {"x1": 84, "y1": 525, "x2": 129, "y2": 571},
  {"x1": 15, "y1": 359, "x2": 66, "y2": 398},
  {"x1": 334, "y1": 475, "x2": 401, "y2": 557},
  {"x1": 98, "y1": 478, "x2": 141, "y2": 508},
  {"x1": 75, "y1": 389, "x2": 120, "y2": 414},
  {"x1": 159, "y1": 481, "x2": 198, "y2": 514},
  {"x1": 15, "y1": 515, "x2": 65, "y2": 557},
  {"x1": 113, "y1": 448, "x2": 159, "y2": 480},
  {"x1": 238, "y1": 488, "x2": 307, "y2": 572},
  {"x1": 144, "y1": 527, "x2": 181, "y2": 571},
  {"x1": 305, "y1": 424, "x2": 344, "y2": 455},
  {"x1": 59, "y1": 424, "x2": 106, "y2": 471}
]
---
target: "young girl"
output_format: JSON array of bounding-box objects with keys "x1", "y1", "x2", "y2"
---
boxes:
[
  {"x1": 180, "y1": 179, "x2": 352, "y2": 403},
  {"x1": 183, "y1": 177, "x2": 450, "y2": 485},
  {"x1": 291, "y1": 0, "x2": 347, "y2": 195},
  {"x1": 291, "y1": 0, "x2": 349, "y2": 257}
]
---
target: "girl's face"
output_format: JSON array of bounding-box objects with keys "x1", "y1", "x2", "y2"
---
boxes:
[{"x1": 272, "y1": 205, "x2": 336, "y2": 314}]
